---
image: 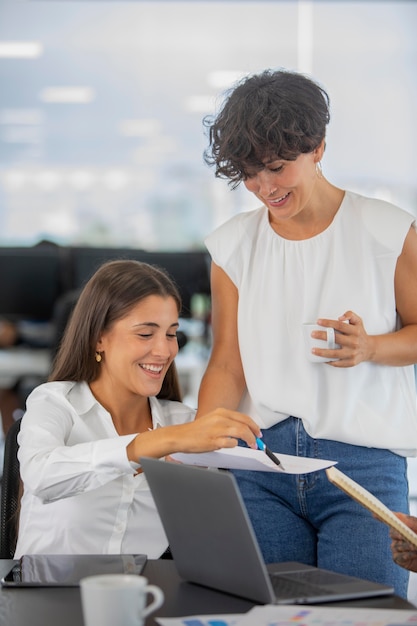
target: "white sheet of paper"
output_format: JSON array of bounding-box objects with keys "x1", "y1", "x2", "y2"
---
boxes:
[
  {"x1": 237, "y1": 605, "x2": 417, "y2": 625},
  {"x1": 171, "y1": 447, "x2": 336, "y2": 474},
  {"x1": 156, "y1": 606, "x2": 417, "y2": 626}
]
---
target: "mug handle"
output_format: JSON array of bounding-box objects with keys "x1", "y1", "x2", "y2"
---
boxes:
[
  {"x1": 326, "y1": 327, "x2": 336, "y2": 349},
  {"x1": 142, "y1": 585, "x2": 164, "y2": 618}
]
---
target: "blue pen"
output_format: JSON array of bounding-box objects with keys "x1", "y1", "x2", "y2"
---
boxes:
[{"x1": 256, "y1": 436, "x2": 284, "y2": 470}]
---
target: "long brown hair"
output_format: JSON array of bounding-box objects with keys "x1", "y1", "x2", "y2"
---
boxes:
[{"x1": 49, "y1": 259, "x2": 183, "y2": 401}]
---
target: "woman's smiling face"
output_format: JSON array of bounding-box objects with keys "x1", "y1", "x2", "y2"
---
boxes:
[
  {"x1": 95, "y1": 294, "x2": 179, "y2": 399},
  {"x1": 243, "y1": 141, "x2": 325, "y2": 223}
]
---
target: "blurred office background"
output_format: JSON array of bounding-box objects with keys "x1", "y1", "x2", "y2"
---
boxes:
[{"x1": 0, "y1": 0, "x2": 416, "y2": 250}]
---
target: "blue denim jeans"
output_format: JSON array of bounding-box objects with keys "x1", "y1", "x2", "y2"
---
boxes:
[{"x1": 232, "y1": 417, "x2": 410, "y2": 598}]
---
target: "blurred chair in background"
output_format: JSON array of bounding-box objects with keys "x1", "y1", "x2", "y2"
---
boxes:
[
  {"x1": 0, "y1": 320, "x2": 24, "y2": 436},
  {"x1": 0, "y1": 416, "x2": 22, "y2": 558}
]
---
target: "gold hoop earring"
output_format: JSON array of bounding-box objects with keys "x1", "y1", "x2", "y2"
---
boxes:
[{"x1": 95, "y1": 351, "x2": 102, "y2": 363}]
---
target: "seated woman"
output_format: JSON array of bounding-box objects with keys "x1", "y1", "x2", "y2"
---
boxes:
[{"x1": 14, "y1": 259, "x2": 260, "y2": 558}]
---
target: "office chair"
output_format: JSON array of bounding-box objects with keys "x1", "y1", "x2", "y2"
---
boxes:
[{"x1": 0, "y1": 417, "x2": 22, "y2": 559}]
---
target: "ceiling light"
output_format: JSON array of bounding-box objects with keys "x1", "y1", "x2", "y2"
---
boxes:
[
  {"x1": 39, "y1": 87, "x2": 95, "y2": 104},
  {"x1": 1, "y1": 170, "x2": 28, "y2": 189},
  {"x1": 102, "y1": 170, "x2": 130, "y2": 191},
  {"x1": 34, "y1": 170, "x2": 63, "y2": 191},
  {"x1": 0, "y1": 109, "x2": 44, "y2": 125},
  {"x1": 119, "y1": 119, "x2": 161, "y2": 137},
  {"x1": 0, "y1": 41, "x2": 43, "y2": 59},
  {"x1": 67, "y1": 170, "x2": 96, "y2": 191}
]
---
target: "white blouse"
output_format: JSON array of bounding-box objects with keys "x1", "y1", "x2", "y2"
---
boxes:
[
  {"x1": 15, "y1": 381, "x2": 194, "y2": 558},
  {"x1": 205, "y1": 190, "x2": 417, "y2": 455}
]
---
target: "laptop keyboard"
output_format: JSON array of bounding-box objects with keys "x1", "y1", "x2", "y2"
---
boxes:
[
  {"x1": 270, "y1": 574, "x2": 330, "y2": 600},
  {"x1": 269, "y1": 569, "x2": 347, "y2": 600}
]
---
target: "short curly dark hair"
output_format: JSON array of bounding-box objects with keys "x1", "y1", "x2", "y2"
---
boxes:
[{"x1": 203, "y1": 69, "x2": 330, "y2": 188}]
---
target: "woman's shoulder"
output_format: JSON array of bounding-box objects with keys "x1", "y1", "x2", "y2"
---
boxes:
[
  {"x1": 204, "y1": 207, "x2": 267, "y2": 277},
  {"x1": 27, "y1": 380, "x2": 77, "y2": 399},
  {"x1": 343, "y1": 190, "x2": 415, "y2": 243},
  {"x1": 345, "y1": 190, "x2": 414, "y2": 222},
  {"x1": 21, "y1": 381, "x2": 85, "y2": 433},
  {"x1": 25, "y1": 380, "x2": 88, "y2": 411},
  {"x1": 205, "y1": 206, "x2": 266, "y2": 244}
]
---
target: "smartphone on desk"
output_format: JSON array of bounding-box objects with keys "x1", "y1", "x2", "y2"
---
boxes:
[{"x1": 1, "y1": 553, "x2": 147, "y2": 587}]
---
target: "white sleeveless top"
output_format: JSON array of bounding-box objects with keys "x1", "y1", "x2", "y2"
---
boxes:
[{"x1": 205, "y1": 191, "x2": 417, "y2": 455}]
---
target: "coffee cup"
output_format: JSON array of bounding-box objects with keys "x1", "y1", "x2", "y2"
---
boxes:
[
  {"x1": 80, "y1": 574, "x2": 164, "y2": 626},
  {"x1": 302, "y1": 322, "x2": 340, "y2": 363}
]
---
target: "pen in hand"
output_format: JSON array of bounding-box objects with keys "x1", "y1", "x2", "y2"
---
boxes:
[{"x1": 256, "y1": 436, "x2": 285, "y2": 471}]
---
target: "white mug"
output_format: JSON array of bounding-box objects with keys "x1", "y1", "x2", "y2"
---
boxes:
[
  {"x1": 80, "y1": 574, "x2": 164, "y2": 626},
  {"x1": 302, "y1": 322, "x2": 340, "y2": 363}
]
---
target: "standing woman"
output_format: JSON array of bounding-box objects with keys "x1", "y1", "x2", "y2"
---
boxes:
[
  {"x1": 15, "y1": 260, "x2": 260, "y2": 558},
  {"x1": 197, "y1": 68, "x2": 417, "y2": 597}
]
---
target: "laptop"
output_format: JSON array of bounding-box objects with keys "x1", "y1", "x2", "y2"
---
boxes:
[{"x1": 141, "y1": 457, "x2": 394, "y2": 605}]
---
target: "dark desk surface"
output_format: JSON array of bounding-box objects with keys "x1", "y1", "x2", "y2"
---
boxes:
[{"x1": 0, "y1": 559, "x2": 415, "y2": 626}]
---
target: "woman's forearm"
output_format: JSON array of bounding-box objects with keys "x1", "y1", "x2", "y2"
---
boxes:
[
  {"x1": 369, "y1": 325, "x2": 417, "y2": 366},
  {"x1": 196, "y1": 361, "x2": 246, "y2": 417},
  {"x1": 128, "y1": 408, "x2": 261, "y2": 463}
]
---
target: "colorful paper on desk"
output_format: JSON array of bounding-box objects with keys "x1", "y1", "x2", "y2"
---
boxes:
[
  {"x1": 171, "y1": 447, "x2": 336, "y2": 474},
  {"x1": 155, "y1": 614, "x2": 243, "y2": 626},
  {"x1": 237, "y1": 605, "x2": 417, "y2": 625}
]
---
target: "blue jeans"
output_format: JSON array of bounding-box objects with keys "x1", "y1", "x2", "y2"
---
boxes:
[{"x1": 232, "y1": 417, "x2": 410, "y2": 598}]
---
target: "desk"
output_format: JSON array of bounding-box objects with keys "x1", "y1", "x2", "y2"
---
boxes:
[{"x1": 0, "y1": 559, "x2": 415, "y2": 626}]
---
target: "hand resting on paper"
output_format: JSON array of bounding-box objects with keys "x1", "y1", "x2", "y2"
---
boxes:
[{"x1": 130, "y1": 408, "x2": 262, "y2": 468}]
